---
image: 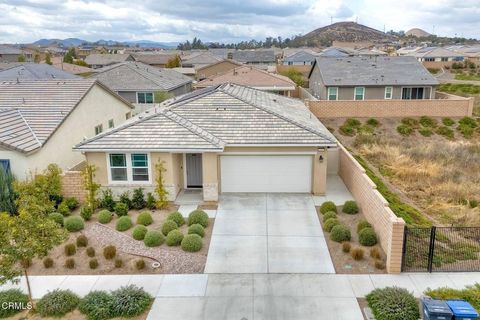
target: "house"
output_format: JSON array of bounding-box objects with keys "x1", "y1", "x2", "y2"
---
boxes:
[
  {"x1": 282, "y1": 51, "x2": 318, "y2": 66},
  {"x1": 133, "y1": 53, "x2": 178, "y2": 68},
  {"x1": 195, "y1": 59, "x2": 242, "y2": 80},
  {"x1": 0, "y1": 63, "x2": 79, "y2": 80},
  {"x1": 181, "y1": 52, "x2": 223, "y2": 69},
  {"x1": 195, "y1": 65, "x2": 296, "y2": 96},
  {"x1": 74, "y1": 84, "x2": 337, "y2": 202},
  {"x1": 319, "y1": 47, "x2": 351, "y2": 57},
  {"x1": 0, "y1": 45, "x2": 31, "y2": 62},
  {"x1": 90, "y1": 61, "x2": 193, "y2": 111},
  {"x1": 231, "y1": 50, "x2": 276, "y2": 69},
  {"x1": 50, "y1": 57, "x2": 94, "y2": 75},
  {"x1": 0, "y1": 79, "x2": 133, "y2": 179},
  {"x1": 84, "y1": 53, "x2": 135, "y2": 69},
  {"x1": 309, "y1": 56, "x2": 439, "y2": 100},
  {"x1": 410, "y1": 47, "x2": 465, "y2": 63}
]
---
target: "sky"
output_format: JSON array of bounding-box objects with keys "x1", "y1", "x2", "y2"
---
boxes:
[{"x1": 0, "y1": 0, "x2": 479, "y2": 44}]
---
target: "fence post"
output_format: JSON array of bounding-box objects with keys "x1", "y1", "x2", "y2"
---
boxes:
[
  {"x1": 401, "y1": 227, "x2": 408, "y2": 272},
  {"x1": 427, "y1": 226, "x2": 437, "y2": 273}
]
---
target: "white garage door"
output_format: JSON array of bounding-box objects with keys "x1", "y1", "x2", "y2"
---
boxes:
[{"x1": 220, "y1": 155, "x2": 312, "y2": 193}]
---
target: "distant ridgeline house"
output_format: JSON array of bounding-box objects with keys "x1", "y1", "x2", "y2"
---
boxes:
[{"x1": 308, "y1": 56, "x2": 439, "y2": 100}]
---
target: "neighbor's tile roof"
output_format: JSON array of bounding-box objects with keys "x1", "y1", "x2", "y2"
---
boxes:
[
  {"x1": 74, "y1": 83, "x2": 336, "y2": 151},
  {"x1": 232, "y1": 50, "x2": 276, "y2": 63},
  {"x1": 284, "y1": 51, "x2": 318, "y2": 63},
  {"x1": 181, "y1": 52, "x2": 223, "y2": 66},
  {"x1": 0, "y1": 63, "x2": 79, "y2": 80},
  {"x1": 0, "y1": 45, "x2": 22, "y2": 55},
  {"x1": 133, "y1": 53, "x2": 177, "y2": 65},
  {"x1": 412, "y1": 47, "x2": 465, "y2": 58},
  {"x1": 84, "y1": 53, "x2": 133, "y2": 66},
  {"x1": 313, "y1": 56, "x2": 439, "y2": 86},
  {"x1": 91, "y1": 61, "x2": 192, "y2": 92}
]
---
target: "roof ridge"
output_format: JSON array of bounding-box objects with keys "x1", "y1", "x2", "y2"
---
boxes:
[{"x1": 16, "y1": 108, "x2": 42, "y2": 148}]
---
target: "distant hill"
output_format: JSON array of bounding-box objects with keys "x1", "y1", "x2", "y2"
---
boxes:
[
  {"x1": 31, "y1": 38, "x2": 178, "y2": 49},
  {"x1": 405, "y1": 28, "x2": 431, "y2": 38},
  {"x1": 34, "y1": 38, "x2": 86, "y2": 47},
  {"x1": 292, "y1": 21, "x2": 396, "y2": 47}
]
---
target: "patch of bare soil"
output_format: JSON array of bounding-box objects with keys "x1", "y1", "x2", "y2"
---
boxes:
[{"x1": 11, "y1": 307, "x2": 149, "y2": 320}]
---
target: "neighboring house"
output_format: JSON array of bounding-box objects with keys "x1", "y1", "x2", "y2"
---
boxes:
[
  {"x1": 319, "y1": 47, "x2": 351, "y2": 57},
  {"x1": 74, "y1": 84, "x2": 337, "y2": 202},
  {"x1": 91, "y1": 61, "x2": 193, "y2": 112},
  {"x1": 84, "y1": 53, "x2": 135, "y2": 69},
  {"x1": 282, "y1": 51, "x2": 318, "y2": 66},
  {"x1": 195, "y1": 65, "x2": 296, "y2": 96},
  {"x1": 410, "y1": 47, "x2": 465, "y2": 62},
  {"x1": 0, "y1": 79, "x2": 133, "y2": 179},
  {"x1": 50, "y1": 57, "x2": 95, "y2": 75},
  {"x1": 309, "y1": 56, "x2": 439, "y2": 100},
  {"x1": 456, "y1": 46, "x2": 480, "y2": 63},
  {"x1": 0, "y1": 45, "x2": 30, "y2": 62},
  {"x1": 133, "y1": 53, "x2": 177, "y2": 68},
  {"x1": 195, "y1": 59, "x2": 242, "y2": 80},
  {"x1": 181, "y1": 52, "x2": 223, "y2": 69},
  {"x1": 231, "y1": 50, "x2": 276, "y2": 68},
  {"x1": 0, "y1": 63, "x2": 79, "y2": 80}
]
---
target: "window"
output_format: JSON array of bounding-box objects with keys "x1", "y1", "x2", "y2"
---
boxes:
[
  {"x1": 354, "y1": 87, "x2": 365, "y2": 100},
  {"x1": 327, "y1": 87, "x2": 338, "y2": 100},
  {"x1": 137, "y1": 92, "x2": 154, "y2": 104},
  {"x1": 402, "y1": 87, "x2": 425, "y2": 100},
  {"x1": 0, "y1": 159, "x2": 10, "y2": 173},
  {"x1": 108, "y1": 119, "x2": 114, "y2": 128},
  {"x1": 94, "y1": 124, "x2": 103, "y2": 135},
  {"x1": 131, "y1": 154, "x2": 149, "y2": 181},
  {"x1": 385, "y1": 87, "x2": 393, "y2": 99},
  {"x1": 109, "y1": 154, "x2": 127, "y2": 181},
  {"x1": 108, "y1": 153, "x2": 150, "y2": 183}
]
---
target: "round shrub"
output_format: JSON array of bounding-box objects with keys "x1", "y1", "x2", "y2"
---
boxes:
[
  {"x1": 64, "y1": 216, "x2": 85, "y2": 232},
  {"x1": 161, "y1": 220, "x2": 178, "y2": 236},
  {"x1": 64, "y1": 197, "x2": 79, "y2": 210},
  {"x1": 103, "y1": 245, "x2": 117, "y2": 260},
  {"x1": 116, "y1": 216, "x2": 133, "y2": 231},
  {"x1": 401, "y1": 117, "x2": 419, "y2": 127},
  {"x1": 436, "y1": 126, "x2": 454, "y2": 139},
  {"x1": 366, "y1": 118, "x2": 379, "y2": 127},
  {"x1": 323, "y1": 211, "x2": 337, "y2": 222},
  {"x1": 48, "y1": 212, "x2": 64, "y2": 226},
  {"x1": 132, "y1": 225, "x2": 148, "y2": 240},
  {"x1": 57, "y1": 202, "x2": 70, "y2": 216},
  {"x1": 181, "y1": 234, "x2": 203, "y2": 252},
  {"x1": 64, "y1": 258, "x2": 75, "y2": 269},
  {"x1": 320, "y1": 201, "x2": 337, "y2": 214},
  {"x1": 78, "y1": 290, "x2": 114, "y2": 320},
  {"x1": 188, "y1": 210, "x2": 209, "y2": 227},
  {"x1": 114, "y1": 202, "x2": 128, "y2": 217},
  {"x1": 359, "y1": 227, "x2": 378, "y2": 246},
  {"x1": 366, "y1": 287, "x2": 419, "y2": 320},
  {"x1": 115, "y1": 258, "x2": 123, "y2": 268},
  {"x1": 43, "y1": 257, "x2": 54, "y2": 268},
  {"x1": 167, "y1": 211, "x2": 185, "y2": 226},
  {"x1": 135, "y1": 259, "x2": 145, "y2": 270},
  {"x1": 330, "y1": 225, "x2": 351, "y2": 243},
  {"x1": 166, "y1": 230, "x2": 184, "y2": 246},
  {"x1": 136, "y1": 211, "x2": 153, "y2": 226},
  {"x1": 342, "y1": 200, "x2": 359, "y2": 214},
  {"x1": 89, "y1": 259, "x2": 99, "y2": 269},
  {"x1": 397, "y1": 124, "x2": 414, "y2": 136},
  {"x1": 351, "y1": 247, "x2": 364, "y2": 260},
  {"x1": 80, "y1": 207, "x2": 92, "y2": 221},
  {"x1": 188, "y1": 224, "x2": 205, "y2": 237},
  {"x1": 370, "y1": 247, "x2": 381, "y2": 259},
  {"x1": 323, "y1": 218, "x2": 340, "y2": 232},
  {"x1": 442, "y1": 117, "x2": 455, "y2": 126},
  {"x1": 0, "y1": 289, "x2": 29, "y2": 318},
  {"x1": 76, "y1": 234, "x2": 88, "y2": 247},
  {"x1": 342, "y1": 242, "x2": 351, "y2": 253},
  {"x1": 86, "y1": 247, "x2": 95, "y2": 257},
  {"x1": 357, "y1": 219, "x2": 372, "y2": 233},
  {"x1": 37, "y1": 289, "x2": 80, "y2": 317},
  {"x1": 64, "y1": 243, "x2": 76, "y2": 256},
  {"x1": 419, "y1": 116, "x2": 437, "y2": 128},
  {"x1": 419, "y1": 128, "x2": 433, "y2": 137},
  {"x1": 98, "y1": 209, "x2": 113, "y2": 224},
  {"x1": 144, "y1": 230, "x2": 165, "y2": 247},
  {"x1": 110, "y1": 285, "x2": 153, "y2": 318}
]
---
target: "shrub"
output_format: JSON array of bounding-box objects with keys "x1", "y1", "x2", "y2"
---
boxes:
[
  {"x1": 401, "y1": 117, "x2": 419, "y2": 127},
  {"x1": 181, "y1": 234, "x2": 203, "y2": 252},
  {"x1": 98, "y1": 209, "x2": 113, "y2": 224},
  {"x1": 64, "y1": 258, "x2": 75, "y2": 269},
  {"x1": 351, "y1": 247, "x2": 364, "y2": 260},
  {"x1": 99, "y1": 189, "x2": 116, "y2": 211},
  {"x1": 396, "y1": 124, "x2": 414, "y2": 136},
  {"x1": 43, "y1": 257, "x2": 54, "y2": 268},
  {"x1": 342, "y1": 242, "x2": 351, "y2": 253},
  {"x1": 359, "y1": 227, "x2": 378, "y2": 246},
  {"x1": 135, "y1": 259, "x2": 146, "y2": 270},
  {"x1": 167, "y1": 211, "x2": 185, "y2": 226},
  {"x1": 458, "y1": 123, "x2": 475, "y2": 138},
  {"x1": 37, "y1": 289, "x2": 80, "y2": 317},
  {"x1": 366, "y1": 118, "x2": 379, "y2": 127},
  {"x1": 370, "y1": 247, "x2": 381, "y2": 259},
  {"x1": 419, "y1": 128, "x2": 433, "y2": 137},
  {"x1": 64, "y1": 216, "x2": 85, "y2": 232},
  {"x1": 323, "y1": 211, "x2": 337, "y2": 222},
  {"x1": 132, "y1": 225, "x2": 148, "y2": 240},
  {"x1": 345, "y1": 118, "x2": 361, "y2": 128},
  {"x1": 80, "y1": 206, "x2": 92, "y2": 221},
  {"x1": 357, "y1": 219, "x2": 372, "y2": 233},
  {"x1": 320, "y1": 201, "x2": 337, "y2": 214},
  {"x1": 89, "y1": 258, "x2": 99, "y2": 269},
  {"x1": 115, "y1": 258, "x2": 123, "y2": 268},
  {"x1": 103, "y1": 245, "x2": 117, "y2": 260},
  {"x1": 57, "y1": 202, "x2": 70, "y2": 216},
  {"x1": 425, "y1": 284, "x2": 480, "y2": 311},
  {"x1": 144, "y1": 230, "x2": 165, "y2": 247},
  {"x1": 459, "y1": 116, "x2": 478, "y2": 128},
  {"x1": 146, "y1": 192, "x2": 156, "y2": 210},
  {"x1": 114, "y1": 202, "x2": 128, "y2": 217},
  {"x1": 78, "y1": 291, "x2": 114, "y2": 320},
  {"x1": 330, "y1": 225, "x2": 351, "y2": 242},
  {"x1": 63, "y1": 197, "x2": 79, "y2": 210},
  {"x1": 136, "y1": 211, "x2": 153, "y2": 226},
  {"x1": 119, "y1": 191, "x2": 132, "y2": 209},
  {"x1": 64, "y1": 243, "x2": 76, "y2": 256},
  {"x1": 375, "y1": 260, "x2": 386, "y2": 270},
  {"x1": 166, "y1": 230, "x2": 184, "y2": 246},
  {"x1": 442, "y1": 117, "x2": 455, "y2": 126},
  {"x1": 436, "y1": 126, "x2": 454, "y2": 139},
  {"x1": 110, "y1": 285, "x2": 153, "y2": 317},
  {"x1": 342, "y1": 200, "x2": 359, "y2": 214},
  {"x1": 188, "y1": 224, "x2": 205, "y2": 237},
  {"x1": 116, "y1": 216, "x2": 133, "y2": 231},
  {"x1": 48, "y1": 212, "x2": 64, "y2": 226},
  {"x1": 188, "y1": 210, "x2": 209, "y2": 227},
  {"x1": 323, "y1": 218, "x2": 340, "y2": 232},
  {"x1": 161, "y1": 220, "x2": 178, "y2": 236},
  {"x1": 86, "y1": 247, "x2": 95, "y2": 257},
  {"x1": 470, "y1": 199, "x2": 479, "y2": 208},
  {"x1": 366, "y1": 287, "x2": 419, "y2": 320},
  {"x1": 0, "y1": 289, "x2": 29, "y2": 318},
  {"x1": 419, "y1": 116, "x2": 437, "y2": 128},
  {"x1": 76, "y1": 234, "x2": 88, "y2": 247},
  {"x1": 339, "y1": 124, "x2": 356, "y2": 136},
  {"x1": 131, "y1": 188, "x2": 146, "y2": 210}
]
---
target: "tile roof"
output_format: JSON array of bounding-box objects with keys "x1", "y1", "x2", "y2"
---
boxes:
[
  {"x1": 91, "y1": 61, "x2": 192, "y2": 92},
  {"x1": 181, "y1": 52, "x2": 223, "y2": 66},
  {"x1": 75, "y1": 84, "x2": 336, "y2": 151},
  {"x1": 284, "y1": 51, "x2": 318, "y2": 63},
  {"x1": 232, "y1": 50, "x2": 276, "y2": 63},
  {"x1": 0, "y1": 45, "x2": 22, "y2": 55},
  {"x1": 84, "y1": 53, "x2": 134, "y2": 66},
  {"x1": 133, "y1": 53, "x2": 177, "y2": 65},
  {"x1": 0, "y1": 63, "x2": 79, "y2": 80},
  {"x1": 412, "y1": 47, "x2": 465, "y2": 58}
]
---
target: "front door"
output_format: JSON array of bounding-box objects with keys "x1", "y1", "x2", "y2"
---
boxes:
[{"x1": 186, "y1": 154, "x2": 203, "y2": 188}]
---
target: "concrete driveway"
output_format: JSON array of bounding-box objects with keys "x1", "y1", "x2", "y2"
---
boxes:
[{"x1": 205, "y1": 193, "x2": 335, "y2": 273}]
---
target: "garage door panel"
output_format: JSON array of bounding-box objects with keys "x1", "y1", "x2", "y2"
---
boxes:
[{"x1": 220, "y1": 155, "x2": 312, "y2": 193}]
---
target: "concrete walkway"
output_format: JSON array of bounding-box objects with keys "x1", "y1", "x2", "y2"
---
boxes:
[{"x1": 3, "y1": 273, "x2": 480, "y2": 320}]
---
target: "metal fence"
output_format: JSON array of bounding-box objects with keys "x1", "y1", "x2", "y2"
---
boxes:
[{"x1": 402, "y1": 226, "x2": 480, "y2": 272}]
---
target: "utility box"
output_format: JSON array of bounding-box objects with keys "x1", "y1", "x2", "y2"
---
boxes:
[
  {"x1": 446, "y1": 300, "x2": 479, "y2": 320},
  {"x1": 423, "y1": 298, "x2": 453, "y2": 320}
]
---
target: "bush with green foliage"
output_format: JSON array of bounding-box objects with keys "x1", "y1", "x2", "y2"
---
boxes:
[
  {"x1": 188, "y1": 224, "x2": 205, "y2": 237},
  {"x1": 0, "y1": 289, "x2": 30, "y2": 318},
  {"x1": 339, "y1": 124, "x2": 356, "y2": 136},
  {"x1": 63, "y1": 197, "x2": 79, "y2": 210},
  {"x1": 330, "y1": 225, "x2": 351, "y2": 242},
  {"x1": 323, "y1": 211, "x2": 337, "y2": 222},
  {"x1": 359, "y1": 227, "x2": 378, "y2": 246},
  {"x1": 181, "y1": 234, "x2": 203, "y2": 252},
  {"x1": 397, "y1": 124, "x2": 414, "y2": 136},
  {"x1": 119, "y1": 191, "x2": 132, "y2": 209},
  {"x1": 103, "y1": 245, "x2": 116, "y2": 260},
  {"x1": 342, "y1": 200, "x2": 359, "y2": 214},
  {"x1": 76, "y1": 235, "x2": 88, "y2": 247},
  {"x1": 323, "y1": 218, "x2": 340, "y2": 232},
  {"x1": 132, "y1": 225, "x2": 148, "y2": 240},
  {"x1": 366, "y1": 287, "x2": 419, "y2": 320},
  {"x1": 43, "y1": 257, "x2": 54, "y2": 268},
  {"x1": 37, "y1": 289, "x2": 80, "y2": 318},
  {"x1": 419, "y1": 116, "x2": 437, "y2": 128},
  {"x1": 89, "y1": 258, "x2": 99, "y2": 269},
  {"x1": 99, "y1": 189, "x2": 116, "y2": 211},
  {"x1": 146, "y1": 192, "x2": 156, "y2": 210},
  {"x1": 167, "y1": 211, "x2": 185, "y2": 226},
  {"x1": 459, "y1": 116, "x2": 478, "y2": 128},
  {"x1": 136, "y1": 211, "x2": 153, "y2": 226},
  {"x1": 320, "y1": 201, "x2": 337, "y2": 214},
  {"x1": 98, "y1": 209, "x2": 113, "y2": 224},
  {"x1": 166, "y1": 229, "x2": 184, "y2": 246},
  {"x1": 188, "y1": 210, "x2": 209, "y2": 227},
  {"x1": 48, "y1": 212, "x2": 64, "y2": 226},
  {"x1": 436, "y1": 126, "x2": 454, "y2": 139},
  {"x1": 458, "y1": 124, "x2": 475, "y2": 138},
  {"x1": 366, "y1": 118, "x2": 379, "y2": 127},
  {"x1": 80, "y1": 206, "x2": 92, "y2": 221},
  {"x1": 442, "y1": 117, "x2": 455, "y2": 126},
  {"x1": 279, "y1": 68, "x2": 305, "y2": 87},
  {"x1": 425, "y1": 283, "x2": 480, "y2": 311},
  {"x1": 357, "y1": 219, "x2": 372, "y2": 233},
  {"x1": 110, "y1": 285, "x2": 153, "y2": 318},
  {"x1": 144, "y1": 230, "x2": 165, "y2": 247},
  {"x1": 131, "y1": 188, "x2": 146, "y2": 210},
  {"x1": 161, "y1": 220, "x2": 178, "y2": 236},
  {"x1": 64, "y1": 216, "x2": 85, "y2": 232},
  {"x1": 57, "y1": 202, "x2": 70, "y2": 216},
  {"x1": 114, "y1": 202, "x2": 128, "y2": 217},
  {"x1": 116, "y1": 216, "x2": 133, "y2": 231},
  {"x1": 419, "y1": 128, "x2": 433, "y2": 137},
  {"x1": 86, "y1": 247, "x2": 95, "y2": 257},
  {"x1": 64, "y1": 243, "x2": 76, "y2": 256},
  {"x1": 78, "y1": 290, "x2": 114, "y2": 320},
  {"x1": 401, "y1": 117, "x2": 419, "y2": 128}
]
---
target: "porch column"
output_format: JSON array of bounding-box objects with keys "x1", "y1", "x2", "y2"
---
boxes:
[
  {"x1": 312, "y1": 148, "x2": 327, "y2": 195},
  {"x1": 202, "y1": 152, "x2": 219, "y2": 202}
]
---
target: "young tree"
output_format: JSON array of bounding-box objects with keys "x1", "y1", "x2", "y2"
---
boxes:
[
  {"x1": 165, "y1": 55, "x2": 181, "y2": 68},
  {"x1": 154, "y1": 91, "x2": 173, "y2": 103},
  {"x1": 45, "y1": 52, "x2": 52, "y2": 65},
  {"x1": 155, "y1": 161, "x2": 169, "y2": 209},
  {"x1": 81, "y1": 164, "x2": 100, "y2": 211},
  {"x1": 280, "y1": 68, "x2": 305, "y2": 87},
  {"x1": 33, "y1": 52, "x2": 41, "y2": 63},
  {"x1": 0, "y1": 167, "x2": 17, "y2": 215},
  {"x1": 17, "y1": 54, "x2": 26, "y2": 62}
]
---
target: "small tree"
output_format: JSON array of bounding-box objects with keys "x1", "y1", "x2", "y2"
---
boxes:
[
  {"x1": 0, "y1": 167, "x2": 17, "y2": 215},
  {"x1": 45, "y1": 52, "x2": 52, "y2": 65},
  {"x1": 33, "y1": 52, "x2": 41, "y2": 63},
  {"x1": 155, "y1": 161, "x2": 169, "y2": 209},
  {"x1": 81, "y1": 164, "x2": 100, "y2": 211},
  {"x1": 279, "y1": 68, "x2": 305, "y2": 87},
  {"x1": 165, "y1": 55, "x2": 181, "y2": 68},
  {"x1": 154, "y1": 91, "x2": 173, "y2": 103},
  {"x1": 17, "y1": 54, "x2": 26, "y2": 62}
]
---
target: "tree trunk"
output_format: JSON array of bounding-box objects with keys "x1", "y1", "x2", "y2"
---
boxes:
[{"x1": 24, "y1": 269, "x2": 33, "y2": 307}]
